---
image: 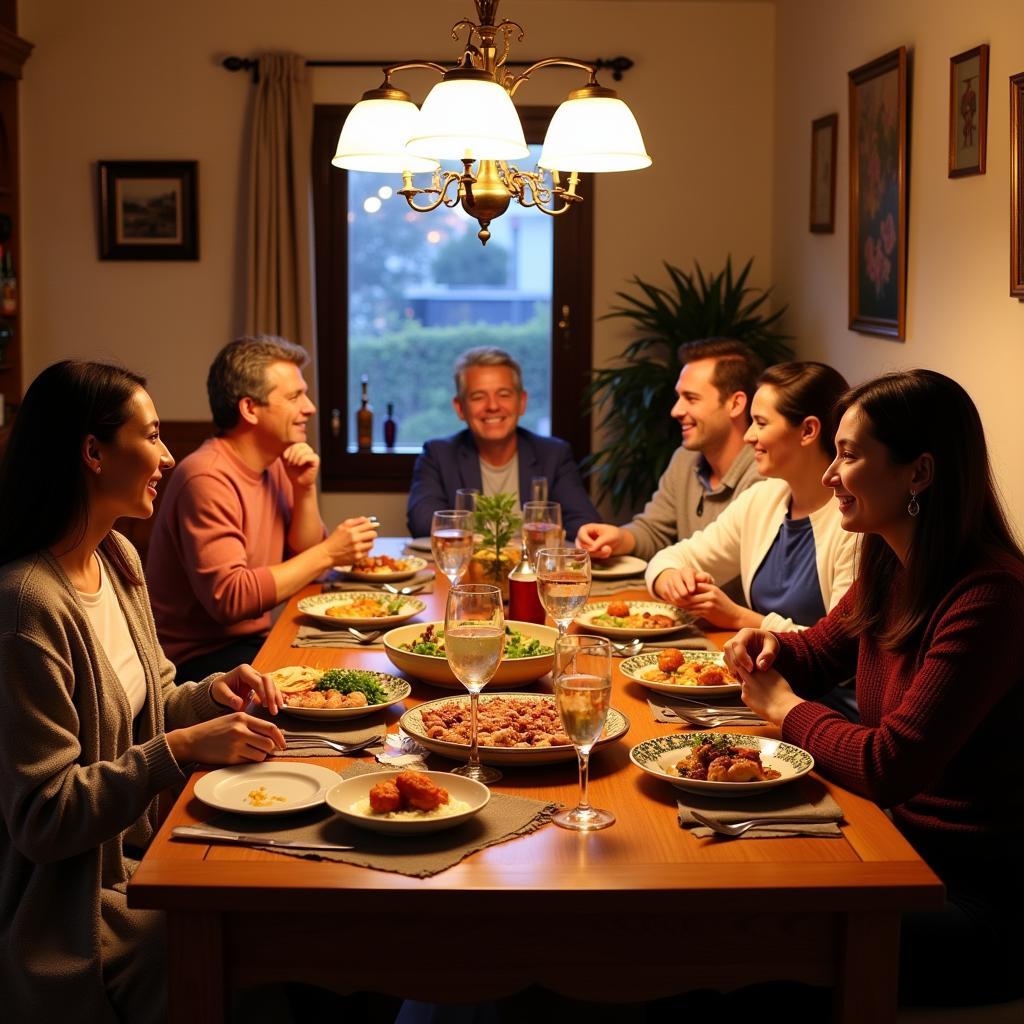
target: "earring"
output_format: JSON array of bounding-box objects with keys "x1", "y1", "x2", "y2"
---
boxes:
[{"x1": 907, "y1": 490, "x2": 920, "y2": 517}]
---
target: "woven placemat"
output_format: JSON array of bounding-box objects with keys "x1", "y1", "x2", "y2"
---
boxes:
[{"x1": 677, "y1": 783, "x2": 843, "y2": 838}]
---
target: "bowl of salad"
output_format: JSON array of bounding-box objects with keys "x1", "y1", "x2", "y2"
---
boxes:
[{"x1": 382, "y1": 620, "x2": 558, "y2": 690}]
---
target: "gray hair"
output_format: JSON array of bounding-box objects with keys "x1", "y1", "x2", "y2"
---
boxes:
[
  {"x1": 207, "y1": 335, "x2": 308, "y2": 432},
  {"x1": 453, "y1": 347, "x2": 523, "y2": 400}
]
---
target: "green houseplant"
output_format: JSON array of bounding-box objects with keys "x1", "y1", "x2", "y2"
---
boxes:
[
  {"x1": 585, "y1": 257, "x2": 793, "y2": 514},
  {"x1": 466, "y1": 493, "x2": 522, "y2": 599}
]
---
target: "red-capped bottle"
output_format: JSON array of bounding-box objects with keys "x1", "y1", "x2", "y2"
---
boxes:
[{"x1": 508, "y1": 540, "x2": 546, "y2": 624}]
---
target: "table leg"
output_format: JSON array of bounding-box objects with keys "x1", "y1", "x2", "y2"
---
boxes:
[
  {"x1": 167, "y1": 911, "x2": 225, "y2": 1024},
  {"x1": 833, "y1": 911, "x2": 900, "y2": 1024}
]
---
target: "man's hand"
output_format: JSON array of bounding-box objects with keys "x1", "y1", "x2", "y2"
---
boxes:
[
  {"x1": 575, "y1": 523, "x2": 634, "y2": 560},
  {"x1": 281, "y1": 443, "x2": 321, "y2": 491},
  {"x1": 324, "y1": 516, "x2": 377, "y2": 566}
]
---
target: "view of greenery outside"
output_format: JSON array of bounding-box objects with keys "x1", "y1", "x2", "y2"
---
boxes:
[{"x1": 347, "y1": 147, "x2": 553, "y2": 450}]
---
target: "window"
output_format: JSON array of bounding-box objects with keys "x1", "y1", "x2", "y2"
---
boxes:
[{"x1": 312, "y1": 105, "x2": 594, "y2": 492}]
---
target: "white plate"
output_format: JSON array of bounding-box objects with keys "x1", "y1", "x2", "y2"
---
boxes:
[
  {"x1": 297, "y1": 592, "x2": 426, "y2": 628},
  {"x1": 620, "y1": 650, "x2": 741, "y2": 697},
  {"x1": 280, "y1": 672, "x2": 412, "y2": 720},
  {"x1": 629, "y1": 733, "x2": 814, "y2": 797},
  {"x1": 383, "y1": 620, "x2": 557, "y2": 690},
  {"x1": 335, "y1": 556, "x2": 428, "y2": 583},
  {"x1": 400, "y1": 692, "x2": 630, "y2": 766},
  {"x1": 406, "y1": 537, "x2": 434, "y2": 552},
  {"x1": 325, "y1": 771, "x2": 490, "y2": 834},
  {"x1": 591, "y1": 555, "x2": 648, "y2": 579},
  {"x1": 574, "y1": 600, "x2": 690, "y2": 639},
  {"x1": 193, "y1": 763, "x2": 341, "y2": 815}
]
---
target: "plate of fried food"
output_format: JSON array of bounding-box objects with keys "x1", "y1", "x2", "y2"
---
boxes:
[
  {"x1": 619, "y1": 649, "x2": 741, "y2": 697},
  {"x1": 297, "y1": 591, "x2": 426, "y2": 628},
  {"x1": 383, "y1": 620, "x2": 558, "y2": 690},
  {"x1": 400, "y1": 692, "x2": 630, "y2": 765},
  {"x1": 325, "y1": 769, "x2": 490, "y2": 834},
  {"x1": 335, "y1": 554, "x2": 428, "y2": 583},
  {"x1": 630, "y1": 733, "x2": 814, "y2": 796},
  {"x1": 269, "y1": 665, "x2": 411, "y2": 719},
  {"x1": 573, "y1": 600, "x2": 690, "y2": 639}
]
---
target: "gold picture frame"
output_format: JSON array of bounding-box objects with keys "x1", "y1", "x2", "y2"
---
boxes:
[
  {"x1": 1011, "y1": 71, "x2": 1024, "y2": 299},
  {"x1": 949, "y1": 45, "x2": 989, "y2": 178}
]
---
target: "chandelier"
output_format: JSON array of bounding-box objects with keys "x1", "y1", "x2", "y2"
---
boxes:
[{"x1": 331, "y1": 0, "x2": 651, "y2": 244}]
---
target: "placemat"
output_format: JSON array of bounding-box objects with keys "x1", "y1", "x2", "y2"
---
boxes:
[
  {"x1": 323, "y1": 570, "x2": 435, "y2": 595},
  {"x1": 266, "y1": 712, "x2": 389, "y2": 757},
  {"x1": 292, "y1": 625, "x2": 385, "y2": 649},
  {"x1": 195, "y1": 762, "x2": 558, "y2": 877},
  {"x1": 588, "y1": 579, "x2": 646, "y2": 597},
  {"x1": 677, "y1": 784, "x2": 844, "y2": 838},
  {"x1": 612, "y1": 630, "x2": 717, "y2": 655},
  {"x1": 646, "y1": 693, "x2": 766, "y2": 726}
]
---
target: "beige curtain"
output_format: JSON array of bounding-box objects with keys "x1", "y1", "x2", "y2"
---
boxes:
[{"x1": 244, "y1": 53, "x2": 314, "y2": 349}]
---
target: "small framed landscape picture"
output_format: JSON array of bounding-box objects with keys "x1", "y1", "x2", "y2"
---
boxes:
[
  {"x1": 949, "y1": 45, "x2": 989, "y2": 178},
  {"x1": 1012, "y1": 71, "x2": 1024, "y2": 299},
  {"x1": 810, "y1": 113, "x2": 838, "y2": 233},
  {"x1": 98, "y1": 160, "x2": 198, "y2": 260}
]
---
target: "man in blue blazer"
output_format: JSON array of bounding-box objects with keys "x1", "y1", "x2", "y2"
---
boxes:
[{"x1": 407, "y1": 347, "x2": 599, "y2": 538}]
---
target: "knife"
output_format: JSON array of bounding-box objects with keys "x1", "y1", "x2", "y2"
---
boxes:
[{"x1": 172, "y1": 825, "x2": 354, "y2": 851}]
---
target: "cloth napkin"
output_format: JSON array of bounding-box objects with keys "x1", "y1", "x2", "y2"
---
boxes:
[
  {"x1": 261, "y1": 711, "x2": 393, "y2": 758},
  {"x1": 677, "y1": 784, "x2": 844, "y2": 838},
  {"x1": 646, "y1": 693, "x2": 766, "y2": 726},
  {"x1": 192, "y1": 762, "x2": 558, "y2": 877},
  {"x1": 323, "y1": 570, "x2": 435, "y2": 595},
  {"x1": 611, "y1": 628, "x2": 717, "y2": 656},
  {"x1": 291, "y1": 625, "x2": 385, "y2": 649}
]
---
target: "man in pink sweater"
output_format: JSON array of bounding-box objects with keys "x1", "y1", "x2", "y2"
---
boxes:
[{"x1": 147, "y1": 336, "x2": 376, "y2": 680}]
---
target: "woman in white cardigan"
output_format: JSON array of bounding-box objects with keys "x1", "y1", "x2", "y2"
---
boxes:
[{"x1": 646, "y1": 361, "x2": 857, "y2": 633}]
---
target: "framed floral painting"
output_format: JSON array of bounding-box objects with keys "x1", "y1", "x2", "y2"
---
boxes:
[
  {"x1": 949, "y1": 45, "x2": 988, "y2": 177},
  {"x1": 1012, "y1": 71, "x2": 1024, "y2": 299},
  {"x1": 810, "y1": 113, "x2": 838, "y2": 233},
  {"x1": 848, "y1": 47, "x2": 908, "y2": 340}
]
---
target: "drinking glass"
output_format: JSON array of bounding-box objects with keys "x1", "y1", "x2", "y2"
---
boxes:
[
  {"x1": 522, "y1": 501, "x2": 563, "y2": 568},
  {"x1": 455, "y1": 488, "x2": 480, "y2": 513},
  {"x1": 552, "y1": 635, "x2": 615, "y2": 831},
  {"x1": 445, "y1": 584, "x2": 504, "y2": 784},
  {"x1": 431, "y1": 510, "x2": 474, "y2": 588},
  {"x1": 530, "y1": 476, "x2": 549, "y2": 502},
  {"x1": 536, "y1": 547, "x2": 591, "y2": 637}
]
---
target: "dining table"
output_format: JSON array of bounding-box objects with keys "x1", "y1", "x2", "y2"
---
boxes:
[{"x1": 128, "y1": 538, "x2": 943, "y2": 1024}]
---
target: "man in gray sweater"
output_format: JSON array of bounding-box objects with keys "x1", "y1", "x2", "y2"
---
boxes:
[{"x1": 576, "y1": 338, "x2": 764, "y2": 562}]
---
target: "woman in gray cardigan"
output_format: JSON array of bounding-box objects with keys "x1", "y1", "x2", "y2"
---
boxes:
[{"x1": 0, "y1": 362, "x2": 286, "y2": 1024}]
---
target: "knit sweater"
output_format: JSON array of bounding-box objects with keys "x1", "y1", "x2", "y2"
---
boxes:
[
  {"x1": 0, "y1": 534, "x2": 223, "y2": 1023},
  {"x1": 775, "y1": 553, "x2": 1024, "y2": 871}
]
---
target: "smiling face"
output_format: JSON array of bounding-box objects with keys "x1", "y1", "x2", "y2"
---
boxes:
[
  {"x1": 453, "y1": 364, "x2": 527, "y2": 446},
  {"x1": 743, "y1": 384, "x2": 813, "y2": 480},
  {"x1": 250, "y1": 361, "x2": 317, "y2": 451},
  {"x1": 670, "y1": 358, "x2": 736, "y2": 454}
]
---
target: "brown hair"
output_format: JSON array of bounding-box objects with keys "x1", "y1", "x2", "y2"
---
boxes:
[
  {"x1": 756, "y1": 361, "x2": 849, "y2": 457},
  {"x1": 677, "y1": 338, "x2": 763, "y2": 423}
]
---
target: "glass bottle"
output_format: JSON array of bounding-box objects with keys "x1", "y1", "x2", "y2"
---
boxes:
[
  {"x1": 1, "y1": 250, "x2": 15, "y2": 317},
  {"x1": 508, "y1": 539, "x2": 546, "y2": 624},
  {"x1": 383, "y1": 402, "x2": 397, "y2": 448},
  {"x1": 356, "y1": 375, "x2": 373, "y2": 451}
]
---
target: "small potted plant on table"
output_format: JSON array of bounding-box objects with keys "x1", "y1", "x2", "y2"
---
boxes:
[{"x1": 466, "y1": 493, "x2": 521, "y2": 601}]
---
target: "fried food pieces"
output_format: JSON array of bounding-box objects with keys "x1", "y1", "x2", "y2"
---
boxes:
[
  {"x1": 643, "y1": 653, "x2": 738, "y2": 687},
  {"x1": 285, "y1": 689, "x2": 369, "y2": 709},
  {"x1": 421, "y1": 696, "x2": 572, "y2": 748},
  {"x1": 368, "y1": 772, "x2": 449, "y2": 815},
  {"x1": 670, "y1": 737, "x2": 780, "y2": 783}
]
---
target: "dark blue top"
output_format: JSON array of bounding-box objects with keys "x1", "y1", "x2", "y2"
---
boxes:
[{"x1": 749, "y1": 514, "x2": 826, "y2": 627}]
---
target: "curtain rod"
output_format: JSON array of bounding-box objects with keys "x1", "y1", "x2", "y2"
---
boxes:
[{"x1": 221, "y1": 55, "x2": 634, "y2": 84}]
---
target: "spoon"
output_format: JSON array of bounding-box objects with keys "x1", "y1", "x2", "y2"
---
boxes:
[
  {"x1": 611, "y1": 639, "x2": 643, "y2": 657},
  {"x1": 347, "y1": 628, "x2": 383, "y2": 644},
  {"x1": 382, "y1": 583, "x2": 426, "y2": 596},
  {"x1": 690, "y1": 811, "x2": 832, "y2": 838}
]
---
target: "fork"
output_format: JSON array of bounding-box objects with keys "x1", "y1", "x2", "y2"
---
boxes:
[
  {"x1": 281, "y1": 732, "x2": 384, "y2": 754},
  {"x1": 690, "y1": 811, "x2": 831, "y2": 837},
  {"x1": 383, "y1": 583, "x2": 426, "y2": 596},
  {"x1": 665, "y1": 698, "x2": 763, "y2": 717},
  {"x1": 671, "y1": 709, "x2": 766, "y2": 728},
  {"x1": 347, "y1": 627, "x2": 383, "y2": 644}
]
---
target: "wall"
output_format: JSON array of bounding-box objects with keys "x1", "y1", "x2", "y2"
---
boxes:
[
  {"x1": 772, "y1": 0, "x2": 1024, "y2": 534},
  {"x1": 18, "y1": 0, "x2": 775, "y2": 534}
]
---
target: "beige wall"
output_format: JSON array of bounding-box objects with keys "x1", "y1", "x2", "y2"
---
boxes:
[
  {"x1": 772, "y1": 0, "x2": 1024, "y2": 534},
  {"x1": 18, "y1": 0, "x2": 775, "y2": 534}
]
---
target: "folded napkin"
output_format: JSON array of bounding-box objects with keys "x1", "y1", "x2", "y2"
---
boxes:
[
  {"x1": 194, "y1": 761, "x2": 558, "y2": 877},
  {"x1": 323, "y1": 570, "x2": 435, "y2": 595},
  {"x1": 263, "y1": 712, "x2": 390, "y2": 758},
  {"x1": 677, "y1": 784, "x2": 844, "y2": 839},
  {"x1": 612, "y1": 630, "x2": 716, "y2": 656},
  {"x1": 646, "y1": 693, "x2": 766, "y2": 726},
  {"x1": 292, "y1": 625, "x2": 385, "y2": 649}
]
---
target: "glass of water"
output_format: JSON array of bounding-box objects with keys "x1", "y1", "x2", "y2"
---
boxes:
[{"x1": 535, "y1": 547, "x2": 591, "y2": 637}]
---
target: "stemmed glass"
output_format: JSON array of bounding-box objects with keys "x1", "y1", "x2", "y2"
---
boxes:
[
  {"x1": 552, "y1": 635, "x2": 615, "y2": 831},
  {"x1": 444, "y1": 584, "x2": 505, "y2": 784},
  {"x1": 431, "y1": 510, "x2": 474, "y2": 588},
  {"x1": 535, "y1": 547, "x2": 591, "y2": 637},
  {"x1": 455, "y1": 488, "x2": 480, "y2": 513},
  {"x1": 522, "y1": 501, "x2": 562, "y2": 567}
]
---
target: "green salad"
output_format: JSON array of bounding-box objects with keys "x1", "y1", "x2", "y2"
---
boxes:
[
  {"x1": 400, "y1": 624, "x2": 552, "y2": 659},
  {"x1": 315, "y1": 668, "x2": 388, "y2": 705}
]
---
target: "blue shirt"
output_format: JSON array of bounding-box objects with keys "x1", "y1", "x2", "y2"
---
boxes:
[{"x1": 749, "y1": 514, "x2": 826, "y2": 627}]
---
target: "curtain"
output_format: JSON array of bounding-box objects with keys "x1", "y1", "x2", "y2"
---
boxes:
[{"x1": 244, "y1": 53, "x2": 314, "y2": 349}]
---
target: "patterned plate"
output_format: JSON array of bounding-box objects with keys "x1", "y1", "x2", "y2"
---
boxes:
[
  {"x1": 630, "y1": 733, "x2": 814, "y2": 796},
  {"x1": 574, "y1": 600, "x2": 690, "y2": 639},
  {"x1": 336, "y1": 556, "x2": 428, "y2": 583},
  {"x1": 620, "y1": 650, "x2": 741, "y2": 697},
  {"x1": 279, "y1": 672, "x2": 412, "y2": 720},
  {"x1": 297, "y1": 592, "x2": 426, "y2": 628}
]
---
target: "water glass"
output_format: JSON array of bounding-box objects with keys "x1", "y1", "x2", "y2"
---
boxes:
[
  {"x1": 431, "y1": 510, "x2": 474, "y2": 588},
  {"x1": 455, "y1": 488, "x2": 480, "y2": 513},
  {"x1": 530, "y1": 476, "x2": 549, "y2": 502},
  {"x1": 535, "y1": 547, "x2": 591, "y2": 637},
  {"x1": 522, "y1": 501, "x2": 563, "y2": 567}
]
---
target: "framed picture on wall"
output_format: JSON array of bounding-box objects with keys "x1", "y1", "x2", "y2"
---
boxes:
[
  {"x1": 97, "y1": 160, "x2": 199, "y2": 260},
  {"x1": 1012, "y1": 71, "x2": 1024, "y2": 299},
  {"x1": 848, "y1": 47, "x2": 908, "y2": 340},
  {"x1": 810, "y1": 113, "x2": 838, "y2": 233},
  {"x1": 949, "y1": 45, "x2": 989, "y2": 177}
]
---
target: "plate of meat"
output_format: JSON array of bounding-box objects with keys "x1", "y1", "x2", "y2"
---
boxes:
[
  {"x1": 573, "y1": 600, "x2": 690, "y2": 639},
  {"x1": 335, "y1": 555, "x2": 428, "y2": 583},
  {"x1": 619, "y1": 650, "x2": 741, "y2": 697}
]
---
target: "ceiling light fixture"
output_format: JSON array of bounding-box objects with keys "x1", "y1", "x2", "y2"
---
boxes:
[{"x1": 331, "y1": 0, "x2": 651, "y2": 244}]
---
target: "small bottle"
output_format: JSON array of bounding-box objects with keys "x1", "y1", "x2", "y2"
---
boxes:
[
  {"x1": 383, "y1": 402, "x2": 397, "y2": 448},
  {"x1": 356, "y1": 375, "x2": 373, "y2": 451},
  {"x1": 508, "y1": 540, "x2": 546, "y2": 624},
  {"x1": 1, "y1": 249, "x2": 15, "y2": 317}
]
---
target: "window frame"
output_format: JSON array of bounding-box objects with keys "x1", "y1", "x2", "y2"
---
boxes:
[{"x1": 312, "y1": 103, "x2": 594, "y2": 493}]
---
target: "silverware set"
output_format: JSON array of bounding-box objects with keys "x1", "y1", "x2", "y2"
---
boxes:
[
  {"x1": 281, "y1": 731, "x2": 384, "y2": 754},
  {"x1": 690, "y1": 812, "x2": 830, "y2": 838},
  {"x1": 346, "y1": 627, "x2": 383, "y2": 644}
]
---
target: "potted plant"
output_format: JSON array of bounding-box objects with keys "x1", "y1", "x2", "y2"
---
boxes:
[
  {"x1": 466, "y1": 492, "x2": 521, "y2": 600},
  {"x1": 584, "y1": 256, "x2": 792, "y2": 514}
]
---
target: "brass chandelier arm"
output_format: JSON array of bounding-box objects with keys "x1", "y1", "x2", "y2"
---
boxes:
[
  {"x1": 398, "y1": 170, "x2": 465, "y2": 213},
  {"x1": 381, "y1": 60, "x2": 449, "y2": 78},
  {"x1": 507, "y1": 57, "x2": 598, "y2": 97}
]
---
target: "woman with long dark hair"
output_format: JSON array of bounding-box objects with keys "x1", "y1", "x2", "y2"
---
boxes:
[
  {"x1": 724, "y1": 369, "x2": 1023, "y2": 1007},
  {"x1": 0, "y1": 361, "x2": 286, "y2": 1023}
]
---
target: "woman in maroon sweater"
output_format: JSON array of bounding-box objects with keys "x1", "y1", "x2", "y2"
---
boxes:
[{"x1": 724, "y1": 369, "x2": 1023, "y2": 1007}]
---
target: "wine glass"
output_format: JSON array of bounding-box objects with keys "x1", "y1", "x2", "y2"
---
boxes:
[
  {"x1": 522, "y1": 501, "x2": 563, "y2": 568},
  {"x1": 535, "y1": 547, "x2": 591, "y2": 637},
  {"x1": 431, "y1": 510, "x2": 474, "y2": 588},
  {"x1": 445, "y1": 584, "x2": 504, "y2": 784},
  {"x1": 552, "y1": 635, "x2": 615, "y2": 831}
]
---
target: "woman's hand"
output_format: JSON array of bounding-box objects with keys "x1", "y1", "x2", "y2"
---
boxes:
[
  {"x1": 211, "y1": 664, "x2": 283, "y2": 716},
  {"x1": 669, "y1": 582, "x2": 760, "y2": 630},
  {"x1": 734, "y1": 663, "x2": 803, "y2": 727},
  {"x1": 166, "y1": 713, "x2": 286, "y2": 765},
  {"x1": 652, "y1": 567, "x2": 715, "y2": 605},
  {"x1": 723, "y1": 628, "x2": 780, "y2": 674}
]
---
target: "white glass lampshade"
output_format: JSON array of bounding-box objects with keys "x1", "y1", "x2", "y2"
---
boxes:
[
  {"x1": 539, "y1": 95, "x2": 652, "y2": 172},
  {"x1": 406, "y1": 79, "x2": 529, "y2": 161},
  {"x1": 332, "y1": 98, "x2": 439, "y2": 174}
]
